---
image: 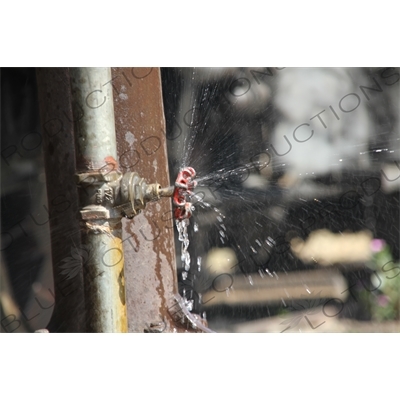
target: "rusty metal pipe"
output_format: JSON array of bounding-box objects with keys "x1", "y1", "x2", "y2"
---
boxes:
[
  {"x1": 112, "y1": 67, "x2": 187, "y2": 332},
  {"x1": 69, "y1": 68, "x2": 127, "y2": 332}
]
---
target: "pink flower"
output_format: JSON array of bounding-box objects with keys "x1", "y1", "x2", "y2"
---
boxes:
[
  {"x1": 377, "y1": 295, "x2": 389, "y2": 307},
  {"x1": 370, "y1": 239, "x2": 386, "y2": 253}
]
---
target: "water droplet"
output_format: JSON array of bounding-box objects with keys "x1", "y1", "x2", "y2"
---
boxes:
[
  {"x1": 185, "y1": 299, "x2": 194, "y2": 312},
  {"x1": 266, "y1": 237, "x2": 274, "y2": 246},
  {"x1": 265, "y1": 268, "x2": 273, "y2": 277},
  {"x1": 197, "y1": 256, "x2": 202, "y2": 272},
  {"x1": 184, "y1": 261, "x2": 190, "y2": 271},
  {"x1": 194, "y1": 222, "x2": 198, "y2": 232},
  {"x1": 248, "y1": 275, "x2": 254, "y2": 285}
]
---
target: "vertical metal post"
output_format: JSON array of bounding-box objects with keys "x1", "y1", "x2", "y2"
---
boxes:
[
  {"x1": 36, "y1": 68, "x2": 85, "y2": 332},
  {"x1": 69, "y1": 68, "x2": 127, "y2": 332},
  {"x1": 112, "y1": 67, "x2": 182, "y2": 332}
]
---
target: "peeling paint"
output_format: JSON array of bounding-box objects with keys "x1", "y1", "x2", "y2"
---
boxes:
[{"x1": 125, "y1": 131, "x2": 136, "y2": 146}]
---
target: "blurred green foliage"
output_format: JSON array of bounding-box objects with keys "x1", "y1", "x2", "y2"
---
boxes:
[{"x1": 368, "y1": 244, "x2": 400, "y2": 321}]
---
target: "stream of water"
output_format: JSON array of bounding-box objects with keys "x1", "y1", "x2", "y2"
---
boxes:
[{"x1": 163, "y1": 67, "x2": 400, "y2": 332}]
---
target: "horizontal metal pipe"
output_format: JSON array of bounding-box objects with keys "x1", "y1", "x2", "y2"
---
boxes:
[{"x1": 159, "y1": 186, "x2": 175, "y2": 197}]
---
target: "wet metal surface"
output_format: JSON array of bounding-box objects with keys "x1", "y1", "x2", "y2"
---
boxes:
[{"x1": 112, "y1": 67, "x2": 183, "y2": 332}]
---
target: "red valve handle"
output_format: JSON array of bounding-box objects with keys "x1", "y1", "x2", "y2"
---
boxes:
[
  {"x1": 173, "y1": 167, "x2": 197, "y2": 221},
  {"x1": 174, "y1": 202, "x2": 193, "y2": 220}
]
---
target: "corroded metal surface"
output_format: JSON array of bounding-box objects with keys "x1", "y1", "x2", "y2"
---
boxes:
[
  {"x1": 81, "y1": 222, "x2": 127, "y2": 332},
  {"x1": 112, "y1": 67, "x2": 183, "y2": 332},
  {"x1": 36, "y1": 68, "x2": 85, "y2": 332},
  {"x1": 70, "y1": 68, "x2": 128, "y2": 332}
]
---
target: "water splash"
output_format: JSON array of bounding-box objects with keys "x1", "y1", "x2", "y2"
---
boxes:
[
  {"x1": 173, "y1": 294, "x2": 216, "y2": 333},
  {"x1": 176, "y1": 218, "x2": 191, "y2": 279},
  {"x1": 164, "y1": 67, "x2": 400, "y2": 332}
]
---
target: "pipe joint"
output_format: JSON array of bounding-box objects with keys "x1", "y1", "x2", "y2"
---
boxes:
[
  {"x1": 76, "y1": 169, "x2": 171, "y2": 221},
  {"x1": 118, "y1": 172, "x2": 162, "y2": 219}
]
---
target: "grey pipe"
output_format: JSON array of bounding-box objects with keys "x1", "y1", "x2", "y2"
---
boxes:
[
  {"x1": 70, "y1": 68, "x2": 118, "y2": 170},
  {"x1": 70, "y1": 68, "x2": 128, "y2": 332}
]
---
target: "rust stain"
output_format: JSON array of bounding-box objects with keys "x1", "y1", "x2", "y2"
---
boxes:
[
  {"x1": 118, "y1": 270, "x2": 126, "y2": 306},
  {"x1": 85, "y1": 221, "x2": 113, "y2": 236},
  {"x1": 112, "y1": 67, "x2": 180, "y2": 332},
  {"x1": 104, "y1": 156, "x2": 119, "y2": 171},
  {"x1": 111, "y1": 235, "x2": 127, "y2": 332},
  {"x1": 154, "y1": 221, "x2": 166, "y2": 317}
]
